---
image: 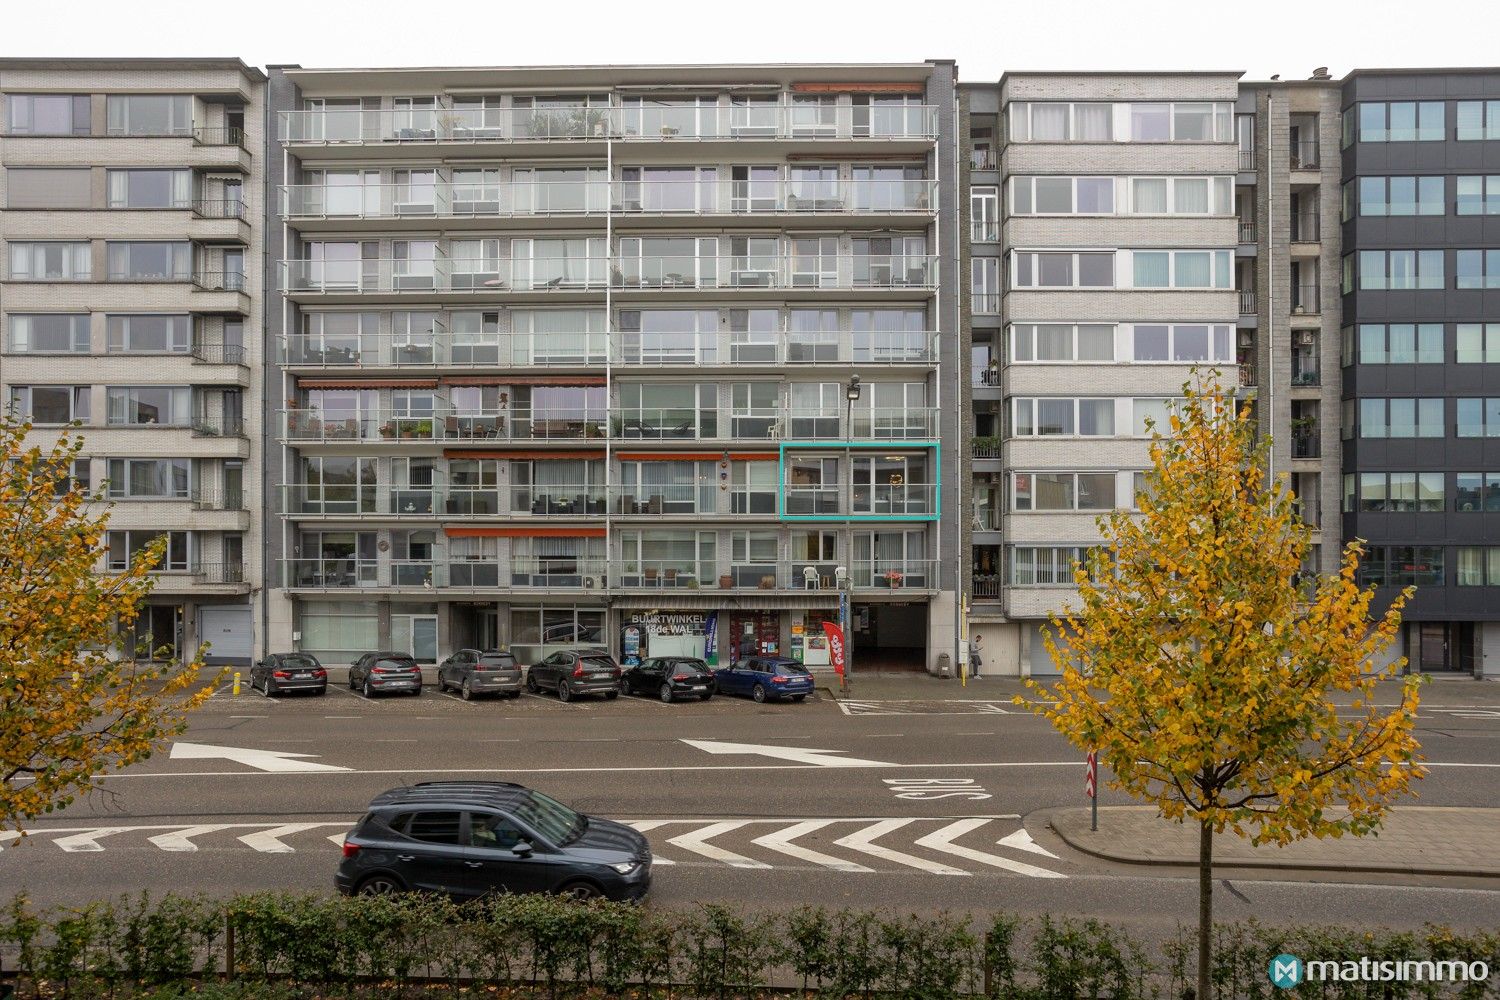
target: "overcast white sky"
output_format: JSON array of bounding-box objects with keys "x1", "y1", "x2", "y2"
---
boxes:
[{"x1": 2, "y1": 0, "x2": 1493, "y2": 81}]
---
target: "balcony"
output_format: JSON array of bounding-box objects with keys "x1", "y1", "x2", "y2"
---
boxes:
[
  {"x1": 783, "y1": 483, "x2": 938, "y2": 518},
  {"x1": 972, "y1": 505, "x2": 1002, "y2": 531},
  {"x1": 194, "y1": 561, "x2": 246, "y2": 585},
  {"x1": 1238, "y1": 220, "x2": 1255, "y2": 244},
  {"x1": 281, "y1": 178, "x2": 936, "y2": 222},
  {"x1": 277, "y1": 106, "x2": 940, "y2": 146},
  {"x1": 970, "y1": 148, "x2": 997, "y2": 171},
  {"x1": 1238, "y1": 148, "x2": 1255, "y2": 171},
  {"x1": 282, "y1": 484, "x2": 610, "y2": 518},
  {"x1": 970, "y1": 221, "x2": 999, "y2": 243},
  {"x1": 1238, "y1": 289, "x2": 1256, "y2": 316},
  {"x1": 191, "y1": 342, "x2": 248, "y2": 366},
  {"x1": 1238, "y1": 365, "x2": 1257, "y2": 388},
  {"x1": 972, "y1": 574, "x2": 1001, "y2": 599},
  {"x1": 972, "y1": 293, "x2": 1001, "y2": 315},
  {"x1": 191, "y1": 486, "x2": 247, "y2": 512},
  {"x1": 971, "y1": 437, "x2": 1001, "y2": 460},
  {"x1": 1290, "y1": 139, "x2": 1320, "y2": 170},
  {"x1": 193, "y1": 126, "x2": 247, "y2": 149},
  {"x1": 193, "y1": 198, "x2": 248, "y2": 220},
  {"x1": 610, "y1": 559, "x2": 938, "y2": 592},
  {"x1": 282, "y1": 557, "x2": 609, "y2": 591},
  {"x1": 1291, "y1": 214, "x2": 1319, "y2": 244},
  {"x1": 280, "y1": 329, "x2": 939, "y2": 369},
  {"x1": 1291, "y1": 432, "x2": 1320, "y2": 459},
  {"x1": 280, "y1": 255, "x2": 939, "y2": 297}
]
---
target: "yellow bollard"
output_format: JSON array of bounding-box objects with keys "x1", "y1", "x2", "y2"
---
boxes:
[{"x1": 233, "y1": 672, "x2": 241, "y2": 696}]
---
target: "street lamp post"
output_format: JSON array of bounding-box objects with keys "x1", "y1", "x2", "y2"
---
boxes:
[{"x1": 842, "y1": 375, "x2": 861, "y2": 695}]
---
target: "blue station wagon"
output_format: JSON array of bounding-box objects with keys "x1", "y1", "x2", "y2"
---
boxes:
[{"x1": 713, "y1": 656, "x2": 814, "y2": 703}]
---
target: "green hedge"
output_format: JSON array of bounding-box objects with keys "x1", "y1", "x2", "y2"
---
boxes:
[{"x1": 0, "y1": 891, "x2": 1495, "y2": 999}]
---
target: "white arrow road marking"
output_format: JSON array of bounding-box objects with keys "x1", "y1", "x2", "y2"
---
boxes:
[
  {"x1": 834, "y1": 819, "x2": 968, "y2": 876},
  {"x1": 997, "y1": 829, "x2": 1060, "y2": 859},
  {"x1": 328, "y1": 834, "x2": 346, "y2": 847},
  {"x1": 681, "y1": 739, "x2": 895, "y2": 768},
  {"x1": 623, "y1": 820, "x2": 676, "y2": 864},
  {"x1": 53, "y1": 828, "x2": 134, "y2": 853},
  {"x1": 751, "y1": 820, "x2": 874, "y2": 873},
  {"x1": 914, "y1": 819, "x2": 1066, "y2": 879},
  {"x1": 148, "y1": 825, "x2": 237, "y2": 852},
  {"x1": 666, "y1": 821, "x2": 771, "y2": 869},
  {"x1": 238, "y1": 823, "x2": 342, "y2": 853},
  {"x1": 170, "y1": 742, "x2": 351, "y2": 774}
]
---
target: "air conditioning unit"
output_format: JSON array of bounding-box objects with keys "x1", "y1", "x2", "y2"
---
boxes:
[
  {"x1": 1297, "y1": 331, "x2": 1316, "y2": 347},
  {"x1": 1238, "y1": 331, "x2": 1254, "y2": 348}
]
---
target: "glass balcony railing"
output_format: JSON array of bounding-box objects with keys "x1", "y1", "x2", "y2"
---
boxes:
[
  {"x1": 850, "y1": 559, "x2": 938, "y2": 589},
  {"x1": 283, "y1": 557, "x2": 609, "y2": 590},
  {"x1": 281, "y1": 179, "x2": 935, "y2": 220},
  {"x1": 281, "y1": 255, "x2": 938, "y2": 294},
  {"x1": 278, "y1": 105, "x2": 940, "y2": 145},
  {"x1": 280, "y1": 407, "x2": 608, "y2": 443}
]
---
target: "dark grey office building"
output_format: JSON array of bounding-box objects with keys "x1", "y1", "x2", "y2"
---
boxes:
[{"x1": 1340, "y1": 69, "x2": 1500, "y2": 675}]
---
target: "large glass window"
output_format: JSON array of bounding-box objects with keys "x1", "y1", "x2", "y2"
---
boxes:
[
  {"x1": 7, "y1": 314, "x2": 89, "y2": 353},
  {"x1": 1011, "y1": 472, "x2": 1117, "y2": 512},
  {"x1": 6, "y1": 94, "x2": 90, "y2": 135},
  {"x1": 1127, "y1": 324, "x2": 1233, "y2": 363},
  {"x1": 1010, "y1": 398, "x2": 1115, "y2": 437},
  {"x1": 9, "y1": 242, "x2": 91, "y2": 281},
  {"x1": 106, "y1": 242, "x2": 191, "y2": 281},
  {"x1": 1457, "y1": 176, "x2": 1500, "y2": 216},
  {"x1": 106, "y1": 385, "x2": 192, "y2": 426},
  {"x1": 106, "y1": 169, "x2": 192, "y2": 209},
  {"x1": 1456, "y1": 101, "x2": 1500, "y2": 141},
  {"x1": 107, "y1": 458, "x2": 191, "y2": 499},
  {"x1": 105, "y1": 95, "x2": 192, "y2": 136},
  {"x1": 1359, "y1": 397, "x2": 1445, "y2": 438},
  {"x1": 1353, "y1": 101, "x2": 1445, "y2": 142},
  {"x1": 1351, "y1": 472, "x2": 1444, "y2": 513},
  {"x1": 6, "y1": 167, "x2": 91, "y2": 209},
  {"x1": 1126, "y1": 250, "x2": 1232, "y2": 289},
  {"x1": 1357, "y1": 176, "x2": 1445, "y2": 216},
  {"x1": 1354, "y1": 324, "x2": 1444, "y2": 364},
  {"x1": 1457, "y1": 324, "x2": 1500, "y2": 364},
  {"x1": 107, "y1": 530, "x2": 190, "y2": 572},
  {"x1": 1455, "y1": 473, "x2": 1500, "y2": 512},
  {"x1": 1008, "y1": 546, "x2": 1092, "y2": 586},
  {"x1": 8, "y1": 385, "x2": 90, "y2": 424},
  {"x1": 1356, "y1": 546, "x2": 1444, "y2": 588},
  {"x1": 1456, "y1": 548, "x2": 1500, "y2": 587},
  {"x1": 1456, "y1": 249, "x2": 1500, "y2": 290},
  {"x1": 1009, "y1": 323, "x2": 1116, "y2": 363},
  {"x1": 617, "y1": 309, "x2": 716, "y2": 365},
  {"x1": 1010, "y1": 251, "x2": 1114, "y2": 289},
  {"x1": 107, "y1": 314, "x2": 190, "y2": 353},
  {"x1": 1354, "y1": 250, "x2": 1444, "y2": 290},
  {"x1": 1457, "y1": 398, "x2": 1500, "y2": 438}
]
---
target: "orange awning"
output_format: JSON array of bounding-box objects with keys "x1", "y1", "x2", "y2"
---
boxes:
[{"x1": 445, "y1": 526, "x2": 606, "y2": 538}]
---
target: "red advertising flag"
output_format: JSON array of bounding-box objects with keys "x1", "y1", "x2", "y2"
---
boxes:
[{"x1": 822, "y1": 621, "x2": 846, "y2": 677}]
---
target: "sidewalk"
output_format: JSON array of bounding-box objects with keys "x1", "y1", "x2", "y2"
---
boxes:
[{"x1": 1046, "y1": 806, "x2": 1500, "y2": 878}]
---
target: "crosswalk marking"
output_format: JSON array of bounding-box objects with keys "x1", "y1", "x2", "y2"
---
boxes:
[
  {"x1": 834, "y1": 819, "x2": 969, "y2": 876},
  {"x1": 914, "y1": 819, "x2": 1065, "y2": 878},
  {"x1": 751, "y1": 820, "x2": 875, "y2": 873},
  {"x1": 666, "y1": 821, "x2": 772, "y2": 869}
]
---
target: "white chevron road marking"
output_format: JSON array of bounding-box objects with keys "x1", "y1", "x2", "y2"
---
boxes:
[
  {"x1": 914, "y1": 819, "x2": 1067, "y2": 878},
  {"x1": 751, "y1": 820, "x2": 875, "y2": 873},
  {"x1": 238, "y1": 823, "x2": 345, "y2": 854},
  {"x1": 834, "y1": 819, "x2": 969, "y2": 876},
  {"x1": 666, "y1": 821, "x2": 772, "y2": 869},
  {"x1": 997, "y1": 828, "x2": 1060, "y2": 859},
  {"x1": 148, "y1": 825, "x2": 238, "y2": 852},
  {"x1": 623, "y1": 820, "x2": 677, "y2": 864},
  {"x1": 53, "y1": 828, "x2": 136, "y2": 853}
]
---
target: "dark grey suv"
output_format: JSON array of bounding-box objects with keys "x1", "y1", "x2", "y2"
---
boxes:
[
  {"x1": 437, "y1": 649, "x2": 522, "y2": 700},
  {"x1": 336, "y1": 782, "x2": 651, "y2": 902},
  {"x1": 525, "y1": 649, "x2": 621, "y2": 702},
  {"x1": 349, "y1": 652, "x2": 423, "y2": 698}
]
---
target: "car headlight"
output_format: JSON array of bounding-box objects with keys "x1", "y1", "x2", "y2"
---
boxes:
[{"x1": 610, "y1": 861, "x2": 639, "y2": 874}]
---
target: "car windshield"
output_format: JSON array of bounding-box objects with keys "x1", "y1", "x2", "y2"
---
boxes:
[
  {"x1": 283, "y1": 654, "x2": 319, "y2": 669},
  {"x1": 513, "y1": 789, "x2": 585, "y2": 845}
]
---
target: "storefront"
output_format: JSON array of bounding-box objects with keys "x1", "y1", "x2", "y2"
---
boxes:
[
  {"x1": 789, "y1": 611, "x2": 840, "y2": 667},
  {"x1": 729, "y1": 611, "x2": 780, "y2": 663},
  {"x1": 618, "y1": 611, "x2": 715, "y2": 667}
]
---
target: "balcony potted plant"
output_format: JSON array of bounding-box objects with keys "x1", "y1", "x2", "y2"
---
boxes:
[
  {"x1": 884, "y1": 569, "x2": 904, "y2": 589},
  {"x1": 379, "y1": 422, "x2": 395, "y2": 439},
  {"x1": 719, "y1": 573, "x2": 733, "y2": 589}
]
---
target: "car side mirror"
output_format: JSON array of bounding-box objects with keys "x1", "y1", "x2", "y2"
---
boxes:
[{"x1": 511, "y1": 840, "x2": 534, "y2": 857}]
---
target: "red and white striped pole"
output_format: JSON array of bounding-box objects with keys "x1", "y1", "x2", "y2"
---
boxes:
[{"x1": 1085, "y1": 750, "x2": 1098, "y2": 831}]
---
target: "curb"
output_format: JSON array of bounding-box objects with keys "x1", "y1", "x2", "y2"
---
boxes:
[{"x1": 1035, "y1": 808, "x2": 1500, "y2": 881}]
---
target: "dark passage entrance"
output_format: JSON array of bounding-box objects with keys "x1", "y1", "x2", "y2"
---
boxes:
[{"x1": 850, "y1": 602, "x2": 927, "y2": 671}]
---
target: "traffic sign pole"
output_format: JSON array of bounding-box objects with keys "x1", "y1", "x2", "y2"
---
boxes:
[{"x1": 1086, "y1": 750, "x2": 1098, "y2": 831}]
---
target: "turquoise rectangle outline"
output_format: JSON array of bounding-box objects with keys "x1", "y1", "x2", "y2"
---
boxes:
[{"x1": 776, "y1": 439, "x2": 941, "y2": 522}]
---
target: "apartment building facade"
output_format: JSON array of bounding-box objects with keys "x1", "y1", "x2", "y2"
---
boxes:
[
  {"x1": 264, "y1": 63, "x2": 965, "y2": 671},
  {"x1": 0, "y1": 58, "x2": 266, "y2": 665}
]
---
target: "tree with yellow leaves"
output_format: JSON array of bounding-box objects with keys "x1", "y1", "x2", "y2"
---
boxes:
[
  {"x1": 1021, "y1": 377, "x2": 1423, "y2": 1000},
  {"x1": 0, "y1": 412, "x2": 220, "y2": 833}
]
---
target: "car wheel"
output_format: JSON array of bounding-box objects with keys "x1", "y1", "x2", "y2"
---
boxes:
[
  {"x1": 792, "y1": 694, "x2": 807, "y2": 702},
  {"x1": 508, "y1": 690, "x2": 522, "y2": 699},
  {"x1": 526, "y1": 673, "x2": 539, "y2": 694},
  {"x1": 356, "y1": 873, "x2": 405, "y2": 896},
  {"x1": 752, "y1": 683, "x2": 767, "y2": 704},
  {"x1": 348, "y1": 672, "x2": 358, "y2": 690},
  {"x1": 557, "y1": 880, "x2": 602, "y2": 901},
  {"x1": 557, "y1": 680, "x2": 572, "y2": 703},
  {"x1": 659, "y1": 683, "x2": 674, "y2": 704},
  {"x1": 461, "y1": 679, "x2": 474, "y2": 701},
  {"x1": 362, "y1": 679, "x2": 374, "y2": 699},
  {"x1": 605, "y1": 687, "x2": 619, "y2": 700},
  {"x1": 262, "y1": 679, "x2": 275, "y2": 698}
]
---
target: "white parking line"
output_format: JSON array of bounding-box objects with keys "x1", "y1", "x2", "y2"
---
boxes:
[{"x1": 438, "y1": 692, "x2": 480, "y2": 706}]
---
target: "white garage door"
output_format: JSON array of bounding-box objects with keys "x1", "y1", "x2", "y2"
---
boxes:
[
  {"x1": 1028, "y1": 624, "x2": 1063, "y2": 676},
  {"x1": 200, "y1": 607, "x2": 253, "y2": 664}
]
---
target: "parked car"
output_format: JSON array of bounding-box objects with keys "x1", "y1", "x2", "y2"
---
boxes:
[
  {"x1": 349, "y1": 652, "x2": 423, "y2": 698},
  {"x1": 250, "y1": 652, "x2": 327, "y2": 697},
  {"x1": 525, "y1": 648, "x2": 621, "y2": 702},
  {"x1": 714, "y1": 657, "x2": 815, "y2": 703},
  {"x1": 336, "y1": 781, "x2": 651, "y2": 902},
  {"x1": 621, "y1": 657, "x2": 715, "y2": 702},
  {"x1": 437, "y1": 649, "x2": 522, "y2": 700}
]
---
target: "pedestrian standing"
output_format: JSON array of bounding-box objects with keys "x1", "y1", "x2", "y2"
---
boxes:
[{"x1": 969, "y1": 634, "x2": 984, "y2": 677}]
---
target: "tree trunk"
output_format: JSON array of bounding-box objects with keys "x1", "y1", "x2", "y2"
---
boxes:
[{"x1": 1197, "y1": 818, "x2": 1213, "y2": 1000}]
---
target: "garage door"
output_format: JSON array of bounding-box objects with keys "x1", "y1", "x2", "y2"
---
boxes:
[
  {"x1": 1027, "y1": 624, "x2": 1063, "y2": 676},
  {"x1": 199, "y1": 607, "x2": 253, "y2": 664}
]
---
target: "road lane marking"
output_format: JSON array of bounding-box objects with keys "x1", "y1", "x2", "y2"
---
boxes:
[
  {"x1": 751, "y1": 820, "x2": 874, "y2": 873},
  {"x1": 666, "y1": 821, "x2": 772, "y2": 869},
  {"x1": 622, "y1": 820, "x2": 677, "y2": 864},
  {"x1": 170, "y1": 742, "x2": 351, "y2": 774},
  {"x1": 913, "y1": 819, "x2": 1066, "y2": 878},
  {"x1": 229, "y1": 715, "x2": 268, "y2": 719},
  {"x1": 149, "y1": 825, "x2": 237, "y2": 852},
  {"x1": 682, "y1": 739, "x2": 896, "y2": 767},
  {"x1": 833, "y1": 819, "x2": 968, "y2": 876},
  {"x1": 53, "y1": 828, "x2": 135, "y2": 852},
  {"x1": 238, "y1": 823, "x2": 346, "y2": 853},
  {"x1": 91, "y1": 761, "x2": 1104, "y2": 779},
  {"x1": 998, "y1": 829, "x2": 1060, "y2": 859}
]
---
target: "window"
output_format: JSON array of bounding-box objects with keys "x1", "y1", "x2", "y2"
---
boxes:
[
  {"x1": 1126, "y1": 250, "x2": 1232, "y2": 289},
  {"x1": 1456, "y1": 250, "x2": 1500, "y2": 289},
  {"x1": 1133, "y1": 398, "x2": 1182, "y2": 435},
  {"x1": 1457, "y1": 324, "x2": 1500, "y2": 363},
  {"x1": 1008, "y1": 102, "x2": 1114, "y2": 142},
  {"x1": 6, "y1": 94, "x2": 90, "y2": 135},
  {"x1": 1357, "y1": 176, "x2": 1445, "y2": 216},
  {"x1": 1457, "y1": 398, "x2": 1500, "y2": 437},
  {"x1": 970, "y1": 187, "x2": 999, "y2": 242},
  {"x1": 1355, "y1": 324, "x2": 1444, "y2": 364},
  {"x1": 1010, "y1": 398, "x2": 1115, "y2": 437},
  {"x1": 852, "y1": 308, "x2": 927, "y2": 362},
  {"x1": 106, "y1": 169, "x2": 192, "y2": 209},
  {"x1": 731, "y1": 460, "x2": 777, "y2": 514},
  {"x1": 106, "y1": 385, "x2": 191, "y2": 426},
  {"x1": 1456, "y1": 101, "x2": 1500, "y2": 141},
  {"x1": 1008, "y1": 546, "x2": 1092, "y2": 586},
  {"x1": 1357, "y1": 547, "x2": 1444, "y2": 588},
  {"x1": 1353, "y1": 250, "x2": 1444, "y2": 290},
  {"x1": 972, "y1": 257, "x2": 1000, "y2": 312},
  {"x1": 1359, "y1": 398, "x2": 1444, "y2": 438},
  {"x1": 1008, "y1": 323, "x2": 1116, "y2": 363},
  {"x1": 1009, "y1": 251, "x2": 1114, "y2": 289},
  {"x1": 399, "y1": 811, "x2": 463, "y2": 844},
  {"x1": 106, "y1": 458, "x2": 190, "y2": 499},
  {"x1": 107, "y1": 315, "x2": 190, "y2": 353},
  {"x1": 1128, "y1": 324, "x2": 1233, "y2": 363},
  {"x1": 9, "y1": 242, "x2": 91, "y2": 281},
  {"x1": 1344, "y1": 472, "x2": 1444, "y2": 513},
  {"x1": 1353, "y1": 102, "x2": 1444, "y2": 142},
  {"x1": 106, "y1": 530, "x2": 190, "y2": 572},
  {"x1": 1009, "y1": 176, "x2": 1115, "y2": 215},
  {"x1": 105, "y1": 95, "x2": 192, "y2": 136},
  {"x1": 7, "y1": 314, "x2": 89, "y2": 353},
  {"x1": 8, "y1": 386, "x2": 90, "y2": 424},
  {"x1": 1455, "y1": 473, "x2": 1500, "y2": 512},
  {"x1": 1011, "y1": 472, "x2": 1117, "y2": 511},
  {"x1": 106, "y1": 242, "x2": 190, "y2": 281},
  {"x1": 1456, "y1": 548, "x2": 1500, "y2": 587},
  {"x1": 1455, "y1": 176, "x2": 1500, "y2": 215},
  {"x1": 1010, "y1": 102, "x2": 1230, "y2": 142},
  {"x1": 6, "y1": 168, "x2": 91, "y2": 209}
]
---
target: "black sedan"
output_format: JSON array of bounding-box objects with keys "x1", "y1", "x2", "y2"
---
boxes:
[
  {"x1": 438, "y1": 649, "x2": 522, "y2": 700},
  {"x1": 621, "y1": 657, "x2": 716, "y2": 702},
  {"x1": 525, "y1": 649, "x2": 621, "y2": 702},
  {"x1": 250, "y1": 652, "x2": 327, "y2": 697},
  {"x1": 349, "y1": 652, "x2": 423, "y2": 698}
]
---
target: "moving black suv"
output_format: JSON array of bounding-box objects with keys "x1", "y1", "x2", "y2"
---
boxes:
[{"x1": 336, "y1": 782, "x2": 651, "y2": 902}]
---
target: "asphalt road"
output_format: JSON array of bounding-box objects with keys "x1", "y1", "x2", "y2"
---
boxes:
[{"x1": 7, "y1": 677, "x2": 1500, "y2": 940}]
